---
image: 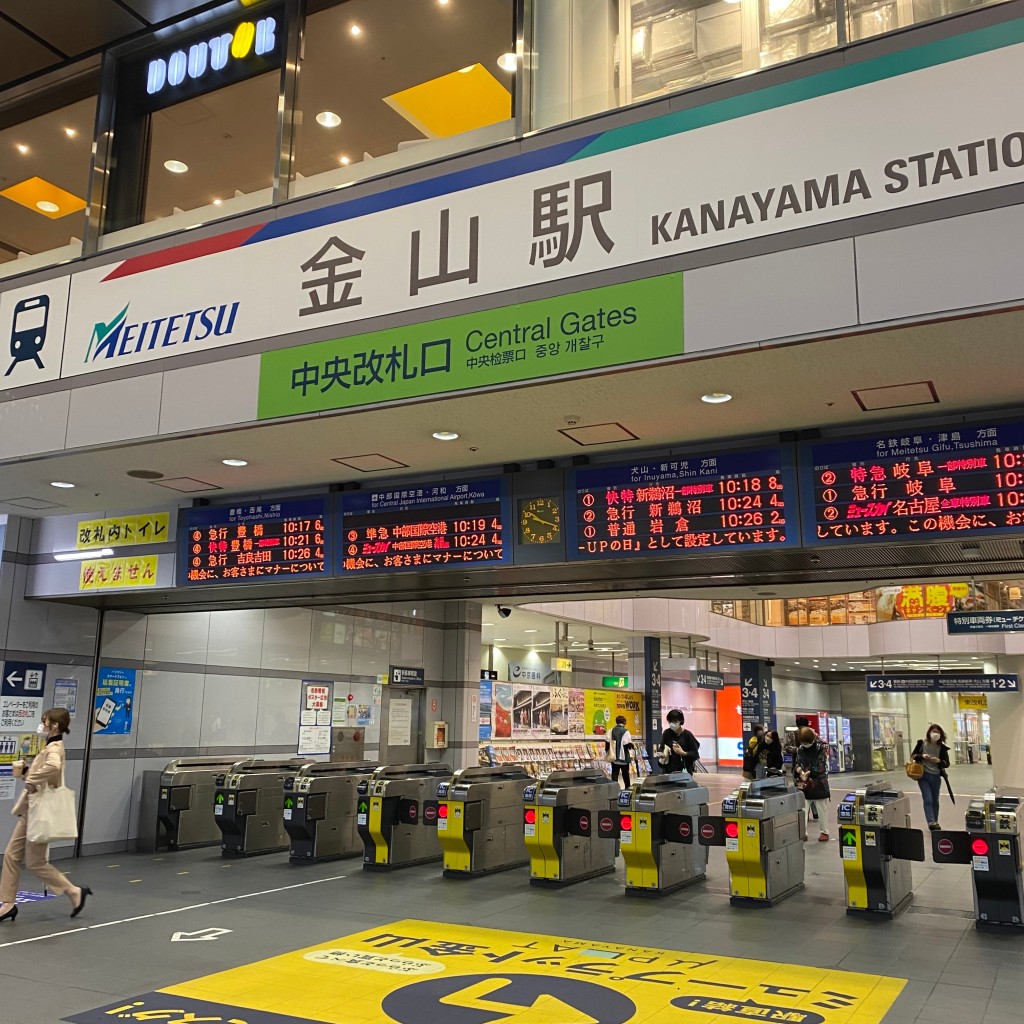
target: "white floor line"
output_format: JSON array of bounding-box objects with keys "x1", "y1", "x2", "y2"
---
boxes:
[{"x1": 0, "y1": 874, "x2": 347, "y2": 949}]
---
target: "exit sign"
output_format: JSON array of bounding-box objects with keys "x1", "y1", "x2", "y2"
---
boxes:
[{"x1": 602, "y1": 676, "x2": 628, "y2": 688}]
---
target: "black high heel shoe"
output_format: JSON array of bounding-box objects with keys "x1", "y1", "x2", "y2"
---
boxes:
[
  {"x1": 0, "y1": 905, "x2": 18, "y2": 923},
  {"x1": 70, "y1": 886, "x2": 92, "y2": 919}
]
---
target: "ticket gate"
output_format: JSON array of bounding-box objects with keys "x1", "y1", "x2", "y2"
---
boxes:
[
  {"x1": 437, "y1": 765, "x2": 535, "y2": 877},
  {"x1": 143, "y1": 756, "x2": 242, "y2": 851},
  {"x1": 358, "y1": 763, "x2": 453, "y2": 870},
  {"x1": 837, "y1": 782, "x2": 924, "y2": 919},
  {"x1": 214, "y1": 758, "x2": 312, "y2": 857},
  {"x1": 932, "y1": 788, "x2": 1024, "y2": 931},
  {"x1": 597, "y1": 772, "x2": 710, "y2": 896},
  {"x1": 699, "y1": 777, "x2": 806, "y2": 906},
  {"x1": 522, "y1": 768, "x2": 620, "y2": 887},
  {"x1": 284, "y1": 761, "x2": 378, "y2": 863}
]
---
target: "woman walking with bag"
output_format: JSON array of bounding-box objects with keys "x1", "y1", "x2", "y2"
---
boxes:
[
  {"x1": 0, "y1": 708, "x2": 91, "y2": 923},
  {"x1": 910, "y1": 723, "x2": 950, "y2": 831},
  {"x1": 793, "y1": 727, "x2": 831, "y2": 842}
]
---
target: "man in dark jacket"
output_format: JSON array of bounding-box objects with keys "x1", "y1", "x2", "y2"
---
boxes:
[{"x1": 661, "y1": 709, "x2": 700, "y2": 773}]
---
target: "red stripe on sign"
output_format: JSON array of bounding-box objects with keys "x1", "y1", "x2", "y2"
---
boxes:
[{"x1": 102, "y1": 224, "x2": 265, "y2": 281}]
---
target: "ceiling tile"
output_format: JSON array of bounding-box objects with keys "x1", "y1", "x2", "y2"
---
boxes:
[
  {"x1": 118, "y1": 0, "x2": 219, "y2": 25},
  {"x1": 151, "y1": 476, "x2": 221, "y2": 492},
  {"x1": 559, "y1": 423, "x2": 640, "y2": 446},
  {"x1": 333, "y1": 454, "x2": 410, "y2": 473},
  {"x1": 1, "y1": 0, "x2": 146, "y2": 57},
  {"x1": 852, "y1": 381, "x2": 939, "y2": 411},
  {"x1": 0, "y1": 20, "x2": 60, "y2": 85}
]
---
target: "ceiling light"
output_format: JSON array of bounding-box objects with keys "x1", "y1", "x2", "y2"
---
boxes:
[
  {"x1": 482, "y1": 622, "x2": 493, "y2": 627},
  {"x1": 458, "y1": 65, "x2": 475, "y2": 73},
  {"x1": 439, "y1": 0, "x2": 450, "y2": 5},
  {"x1": 50, "y1": 481, "x2": 75, "y2": 489},
  {"x1": 64, "y1": 127, "x2": 77, "y2": 138},
  {"x1": 316, "y1": 111, "x2": 342, "y2": 128},
  {"x1": 35, "y1": 200, "x2": 60, "y2": 213},
  {"x1": 213, "y1": 198, "x2": 223, "y2": 205},
  {"x1": 432, "y1": 430, "x2": 459, "y2": 441},
  {"x1": 349, "y1": 23, "x2": 363, "y2": 36},
  {"x1": 701, "y1": 392, "x2": 732, "y2": 404},
  {"x1": 493, "y1": 637, "x2": 507, "y2": 643},
  {"x1": 16, "y1": 144, "x2": 28, "y2": 154},
  {"x1": 497, "y1": 52, "x2": 518, "y2": 72},
  {"x1": 524, "y1": 629, "x2": 538, "y2": 633},
  {"x1": 339, "y1": 155, "x2": 350, "y2": 166},
  {"x1": 222, "y1": 458, "x2": 248, "y2": 467},
  {"x1": 54, "y1": 547, "x2": 114, "y2": 562},
  {"x1": 164, "y1": 159, "x2": 188, "y2": 173}
]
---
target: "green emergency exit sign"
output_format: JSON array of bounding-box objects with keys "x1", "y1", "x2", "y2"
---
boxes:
[{"x1": 602, "y1": 676, "x2": 628, "y2": 688}]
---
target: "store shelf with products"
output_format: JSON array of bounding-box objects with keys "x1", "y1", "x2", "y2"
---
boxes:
[{"x1": 478, "y1": 740, "x2": 653, "y2": 779}]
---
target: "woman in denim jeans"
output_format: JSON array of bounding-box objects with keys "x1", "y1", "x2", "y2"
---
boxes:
[{"x1": 911, "y1": 723, "x2": 950, "y2": 831}]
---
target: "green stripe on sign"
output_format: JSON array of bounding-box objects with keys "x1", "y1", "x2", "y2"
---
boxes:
[
  {"x1": 572, "y1": 19, "x2": 1024, "y2": 161},
  {"x1": 257, "y1": 273, "x2": 683, "y2": 421}
]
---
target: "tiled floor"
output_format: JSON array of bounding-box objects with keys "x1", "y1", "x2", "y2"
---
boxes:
[{"x1": 1, "y1": 764, "x2": 1018, "y2": 1024}]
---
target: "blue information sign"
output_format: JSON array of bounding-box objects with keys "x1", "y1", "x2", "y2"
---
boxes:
[
  {"x1": 568, "y1": 447, "x2": 798, "y2": 560},
  {"x1": 865, "y1": 673, "x2": 1019, "y2": 692},
  {"x1": 801, "y1": 419, "x2": 1024, "y2": 546},
  {"x1": 947, "y1": 610, "x2": 1024, "y2": 634},
  {"x1": 692, "y1": 670, "x2": 725, "y2": 690},
  {"x1": 338, "y1": 478, "x2": 509, "y2": 574},
  {"x1": 1, "y1": 661, "x2": 46, "y2": 697}
]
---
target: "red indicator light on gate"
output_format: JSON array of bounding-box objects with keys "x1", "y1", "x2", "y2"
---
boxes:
[
  {"x1": 620, "y1": 815, "x2": 633, "y2": 831},
  {"x1": 438, "y1": 804, "x2": 448, "y2": 819},
  {"x1": 725, "y1": 822, "x2": 739, "y2": 839},
  {"x1": 972, "y1": 838, "x2": 989, "y2": 856},
  {"x1": 524, "y1": 809, "x2": 536, "y2": 825}
]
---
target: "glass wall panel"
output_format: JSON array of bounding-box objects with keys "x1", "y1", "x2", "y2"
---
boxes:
[
  {"x1": 847, "y1": 0, "x2": 1001, "y2": 43},
  {"x1": 0, "y1": 95, "x2": 96, "y2": 279},
  {"x1": 292, "y1": 0, "x2": 516, "y2": 199}
]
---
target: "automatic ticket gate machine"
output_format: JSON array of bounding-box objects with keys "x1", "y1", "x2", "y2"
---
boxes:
[
  {"x1": 154, "y1": 756, "x2": 247, "y2": 851},
  {"x1": 599, "y1": 772, "x2": 710, "y2": 896},
  {"x1": 837, "y1": 782, "x2": 924, "y2": 919},
  {"x1": 436, "y1": 765, "x2": 535, "y2": 877},
  {"x1": 699, "y1": 777, "x2": 806, "y2": 906},
  {"x1": 932, "y1": 788, "x2": 1024, "y2": 931},
  {"x1": 284, "y1": 761, "x2": 378, "y2": 863},
  {"x1": 358, "y1": 763, "x2": 453, "y2": 870},
  {"x1": 214, "y1": 758, "x2": 311, "y2": 857},
  {"x1": 522, "y1": 768, "x2": 620, "y2": 887}
]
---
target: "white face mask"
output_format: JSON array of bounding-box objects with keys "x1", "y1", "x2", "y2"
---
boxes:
[
  {"x1": 929, "y1": 732, "x2": 940, "y2": 743},
  {"x1": 670, "y1": 723, "x2": 683, "y2": 733},
  {"x1": 800, "y1": 742, "x2": 813, "y2": 749},
  {"x1": 37, "y1": 722, "x2": 49, "y2": 736}
]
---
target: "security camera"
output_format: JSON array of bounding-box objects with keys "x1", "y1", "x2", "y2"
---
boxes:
[{"x1": 496, "y1": 605, "x2": 512, "y2": 619}]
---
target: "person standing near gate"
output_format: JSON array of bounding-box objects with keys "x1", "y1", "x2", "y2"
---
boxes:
[
  {"x1": 910, "y1": 723, "x2": 950, "y2": 831},
  {"x1": 604, "y1": 715, "x2": 635, "y2": 789}
]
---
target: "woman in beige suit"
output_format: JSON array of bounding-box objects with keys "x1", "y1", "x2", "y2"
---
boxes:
[{"x1": 0, "y1": 707, "x2": 91, "y2": 923}]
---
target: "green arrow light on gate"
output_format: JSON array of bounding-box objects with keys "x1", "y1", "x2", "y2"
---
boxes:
[
  {"x1": 842, "y1": 830, "x2": 856, "y2": 845},
  {"x1": 358, "y1": 801, "x2": 368, "y2": 813},
  {"x1": 215, "y1": 793, "x2": 225, "y2": 805},
  {"x1": 285, "y1": 798, "x2": 294, "y2": 809}
]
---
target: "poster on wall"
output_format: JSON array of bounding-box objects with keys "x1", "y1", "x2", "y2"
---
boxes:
[
  {"x1": 53, "y1": 678, "x2": 79, "y2": 716},
  {"x1": 479, "y1": 679, "x2": 493, "y2": 741},
  {"x1": 93, "y1": 667, "x2": 137, "y2": 735},
  {"x1": 388, "y1": 698, "x2": 413, "y2": 747},
  {"x1": 493, "y1": 684, "x2": 513, "y2": 739},
  {"x1": 583, "y1": 690, "x2": 643, "y2": 738},
  {"x1": 568, "y1": 688, "x2": 585, "y2": 736},
  {"x1": 512, "y1": 687, "x2": 533, "y2": 736},
  {"x1": 298, "y1": 681, "x2": 334, "y2": 755},
  {"x1": 549, "y1": 687, "x2": 568, "y2": 736},
  {"x1": 716, "y1": 686, "x2": 744, "y2": 767},
  {"x1": 531, "y1": 689, "x2": 551, "y2": 734}
]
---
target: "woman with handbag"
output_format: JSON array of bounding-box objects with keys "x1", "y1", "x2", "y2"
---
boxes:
[
  {"x1": 910, "y1": 723, "x2": 950, "y2": 831},
  {"x1": 793, "y1": 727, "x2": 831, "y2": 842},
  {"x1": 0, "y1": 708, "x2": 92, "y2": 923}
]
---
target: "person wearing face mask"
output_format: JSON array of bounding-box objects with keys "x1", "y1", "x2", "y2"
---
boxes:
[
  {"x1": 0, "y1": 708, "x2": 92, "y2": 924},
  {"x1": 660, "y1": 709, "x2": 700, "y2": 773},
  {"x1": 793, "y1": 726, "x2": 831, "y2": 842},
  {"x1": 910, "y1": 724, "x2": 950, "y2": 831}
]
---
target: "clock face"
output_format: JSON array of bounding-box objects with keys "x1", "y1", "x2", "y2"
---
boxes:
[{"x1": 519, "y1": 496, "x2": 561, "y2": 545}]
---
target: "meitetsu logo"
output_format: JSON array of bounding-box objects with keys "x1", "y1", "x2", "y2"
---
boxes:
[
  {"x1": 85, "y1": 302, "x2": 240, "y2": 363},
  {"x1": 146, "y1": 17, "x2": 278, "y2": 97}
]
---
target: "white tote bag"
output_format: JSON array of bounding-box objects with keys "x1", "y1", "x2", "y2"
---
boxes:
[{"x1": 27, "y1": 771, "x2": 79, "y2": 845}]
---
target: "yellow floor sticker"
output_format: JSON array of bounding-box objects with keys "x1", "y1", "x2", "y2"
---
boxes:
[{"x1": 66, "y1": 919, "x2": 905, "y2": 1024}]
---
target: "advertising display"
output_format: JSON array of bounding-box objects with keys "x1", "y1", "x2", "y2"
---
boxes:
[
  {"x1": 569, "y1": 447, "x2": 797, "y2": 559},
  {"x1": 479, "y1": 679, "x2": 493, "y2": 741},
  {"x1": 801, "y1": 419, "x2": 1024, "y2": 545},
  {"x1": 583, "y1": 689, "x2": 643, "y2": 738},
  {"x1": 338, "y1": 479, "x2": 509, "y2": 574},
  {"x1": 715, "y1": 686, "x2": 744, "y2": 767},
  {"x1": 180, "y1": 497, "x2": 329, "y2": 584},
  {"x1": 93, "y1": 667, "x2": 137, "y2": 735}
]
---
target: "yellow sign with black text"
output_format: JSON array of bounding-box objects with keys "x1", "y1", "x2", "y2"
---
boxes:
[
  {"x1": 79, "y1": 554, "x2": 159, "y2": 590},
  {"x1": 958, "y1": 694, "x2": 988, "y2": 711},
  {"x1": 69, "y1": 919, "x2": 906, "y2": 1024},
  {"x1": 76, "y1": 512, "x2": 169, "y2": 549},
  {"x1": 584, "y1": 689, "x2": 643, "y2": 737}
]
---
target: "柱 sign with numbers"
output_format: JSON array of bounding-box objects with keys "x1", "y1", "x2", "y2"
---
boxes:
[{"x1": 866, "y1": 674, "x2": 1019, "y2": 692}]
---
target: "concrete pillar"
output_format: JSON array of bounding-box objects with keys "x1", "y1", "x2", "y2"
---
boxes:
[
  {"x1": 838, "y1": 678, "x2": 872, "y2": 774},
  {"x1": 438, "y1": 601, "x2": 483, "y2": 771},
  {"x1": 986, "y1": 657, "x2": 1024, "y2": 789}
]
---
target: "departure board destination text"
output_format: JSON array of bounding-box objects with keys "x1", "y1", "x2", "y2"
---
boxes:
[
  {"x1": 181, "y1": 498, "x2": 328, "y2": 584},
  {"x1": 340, "y1": 479, "x2": 508, "y2": 573},
  {"x1": 569, "y1": 448, "x2": 797, "y2": 559},
  {"x1": 803, "y1": 421, "x2": 1024, "y2": 544}
]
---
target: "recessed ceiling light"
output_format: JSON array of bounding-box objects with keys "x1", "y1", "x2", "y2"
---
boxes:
[
  {"x1": 50, "y1": 481, "x2": 75, "y2": 489},
  {"x1": 496, "y1": 52, "x2": 518, "y2": 72},
  {"x1": 350, "y1": 23, "x2": 363, "y2": 36},
  {"x1": 54, "y1": 547, "x2": 114, "y2": 562},
  {"x1": 35, "y1": 200, "x2": 60, "y2": 213},
  {"x1": 64, "y1": 127, "x2": 77, "y2": 138},
  {"x1": 213, "y1": 198, "x2": 223, "y2": 205},
  {"x1": 492, "y1": 637, "x2": 507, "y2": 643},
  {"x1": 16, "y1": 144, "x2": 28, "y2": 154},
  {"x1": 432, "y1": 430, "x2": 459, "y2": 441},
  {"x1": 316, "y1": 111, "x2": 342, "y2": 128},
  {"x1": 701, "y1": 392, "x2": 732, "y2": 404},
  {"x1": 222, "y1": 458, "x2": 248, "y2": 467},
  {"x1": 458, "y1": 64, "x2": 475, "y2": 73},
  {"x1": 339, "y1": 155, "x2": 351, "y2": 166},
  {"x1": 524, "y1": 629, "x2": 538, "y2": 633},
  {"x1": 438, "y1": 0, "x2": 450, "y2": 5},
  {"x1": 164, "y1": 159, "x2": 188, "y2": 173},
  {"x1": 794, "y1": 661, "x2": 800, "y2": 665}
]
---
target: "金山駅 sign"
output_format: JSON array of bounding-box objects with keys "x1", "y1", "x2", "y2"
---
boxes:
[{"x1": 866, "y1": 674, "x2": 1019, "y2": 692}]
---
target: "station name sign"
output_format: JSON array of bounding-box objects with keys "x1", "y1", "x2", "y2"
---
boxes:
[{"x1": 865, "y1": 674, "x2": 1019, "y2": 692}]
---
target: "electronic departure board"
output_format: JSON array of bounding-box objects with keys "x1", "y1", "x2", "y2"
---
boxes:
[
  {"x1": 801, "y1": 420, "x2": 1024, "y2": 545},
  {"x1": 181, "y1": 497, "x2": 329, "y2": 584},
  {"x1": 339, "y1": 479, "x2": 509, "y2": 574},
  {"x1": 568, "y1": 448, "x2": 798, "y2": 560}
]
